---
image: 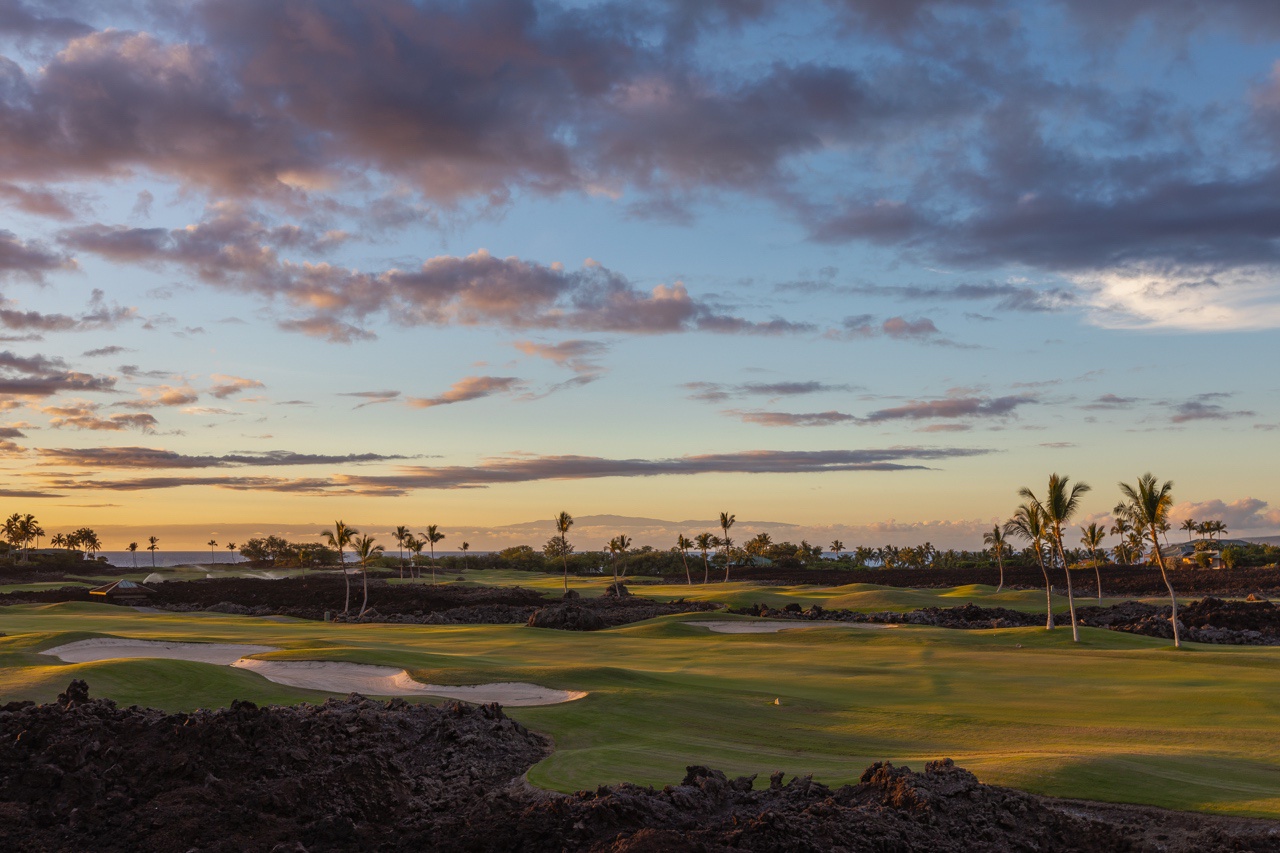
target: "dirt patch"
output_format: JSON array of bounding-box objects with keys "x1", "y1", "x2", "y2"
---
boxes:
[{"x1": 3, "y1": 683, "x2": 1279, "y2": 851}]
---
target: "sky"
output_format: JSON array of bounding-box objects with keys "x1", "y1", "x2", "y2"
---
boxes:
[{"x1": 0, "y1": 0, "x2": 1278, "y2": 551}]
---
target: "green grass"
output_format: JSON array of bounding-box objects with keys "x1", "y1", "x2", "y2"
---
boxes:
[{"x1": 1, "y1": 594, "x2": 1278, "y2": 819}]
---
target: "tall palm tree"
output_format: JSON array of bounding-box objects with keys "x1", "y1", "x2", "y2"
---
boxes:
[
  {"x1": 1005, "y1": 502, "x2": 1054, "y2": 630},
  {"x1": 1179, "y1": 518, "x2": 1197, "y2": 543},
  {"x1": 424, "y1": 524, "x2": 445, "y2": 582},
  {"x1": 352, "y1": 534, "x2": 384, "y2": 619},
  {"x1": 1020, "y1": 474, "x2": 1091, "y2": 642},
  {"x1": 607, "y1": 535, "x2": 631, "y2": 585},
  {"x1": 695, "y1": 532, "x2": 715, "y2": 583},
  {"x1": 554, "y1": 511, "x2": 574, "y2": 592},
  {"x1": 82, "y1": 530, "x2": 101, "y2": 561},
  {"x1": 208, "y1": 539, "x2": 218, "y2": 565},
  {"x1": 126, "y1": 541, "x2": 138, "y2": 569},
  {"x1": 829, "y1": 539, "x2": 844, "y2": 560},
  {"x1": 982, "y1": 525, "x2": 1008, "y2": 592},
  {"x1": 719, "y1": 512, "x2": 736, "y2": 582},
  {"x1": 321, "y1": 521, "x2": 358, "y2": 615},
  {"x1": 1119, "y1": 473, "x2": 1180, "y2": 648},
  {"x1": 1079, "y1": 522, "x2": 1107, "y2": 601},
  {"x1": 675, "y1": 534, "x2": 694, "y2": 585},
  {"x1": 460, "y1": 541, "x2": 470, "y2": 568},
  {"x1": 226, "y1": 542, "x2": 237, "y2": 563},
  {"x1": 405, "y1": 536, "x2": 425, "y2": 576},
  {"x1": 393, "y1": 525, "x2": 410, "y2": 579},
  {"x1": 147, "y1": 535, "x2": 160, "y2": 568}
]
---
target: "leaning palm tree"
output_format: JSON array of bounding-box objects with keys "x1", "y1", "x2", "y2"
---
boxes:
[
  {"x1": 126, "y1": 541, "x2": 138, "y2": 569},
  {"x1": 554, "y1": 511, "x2": 574, "y2": 592},
  {"x1": 982, "y1": 525, "x2": 1009, "y2": 593},
  {"x1": 1020, "y1": 474, "x2": 1091, "y2": 642},
  {"x1": 321, "y1": 520, "x2": 358, "y2": 615},
  {"x1": 424, "y1": 524, "x2": 445, "y2": 583},
  {"x1": 147, "y1": 535, "x2": 160, "y2": 568},
  {"x1": 1080, "y1": 522, "x2": 1107, "y2": 600},
  {"x1": 718, "y1": 512, "x2": 735, "y2": 582},
  {"x1": 393, "y1": 525, "x2": 410, "y2": 579},
  {"x1": 675, "y1": 534, "x2": 694, "y2": 585},
  {"x1": 1119, "y1": 473, "x2": 1180, "y2": 648},
  {"x1": 1006, "y1": 503, "x2": 1054, "y2": 630},
  {"x1": 208, "y1": 539, "x2": 218, "y2": 565},
  {"x1": 607, "y1": 535, "x2": 631, "y2": 585},
  {"x1": 694, "y1": 532, "x2": 715, "y2": 584},
  {"x1": 352, "y1": 535, "x2": 384, "y2": 619}
]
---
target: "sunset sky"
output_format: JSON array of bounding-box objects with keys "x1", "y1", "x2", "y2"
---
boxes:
[{"x1": 1, "y1": 0, "x2": 1278, "y2": 550}]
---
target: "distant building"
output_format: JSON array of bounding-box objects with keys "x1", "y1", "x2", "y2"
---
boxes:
[
  {"x1": 1159, "y1": 538, "x2": 1251, "y2": 569},
  {"x1": 88, "y1": 579, "x2": 155, "y2": 606}
]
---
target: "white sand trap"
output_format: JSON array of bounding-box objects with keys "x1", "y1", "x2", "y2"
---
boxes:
[
  {"x1": 689, "y1": 620, "x2": 802, "y2": 633},
  {"x1": 44, "y1": 637, "x2": 279, "y2": 665},
  {"x1": 41, "y1": 637, "x2": 585, "y2": 706},
  {"x1": 233, "y1": 659, "x2": 586, "y2": 706}
]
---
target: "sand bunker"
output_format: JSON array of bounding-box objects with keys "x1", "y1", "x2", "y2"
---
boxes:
[
  {"x1": 232, "y1": 659, "x2": 586, "y2": 706},
  {"x1": 45, "y1": 638, "x2": 278, "y2": 665},
  {"x1": 688, "y1": 620, "x2": 900, "y2": 633},
  {"x1": 41, "y1": 638, "x2": 585, "y2": 706}
]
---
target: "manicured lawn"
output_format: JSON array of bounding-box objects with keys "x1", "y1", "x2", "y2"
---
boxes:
[{"x1": 1, "y1": 597, "x2": 1277, "y2": 819}]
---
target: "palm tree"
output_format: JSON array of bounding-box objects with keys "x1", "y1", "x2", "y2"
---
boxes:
[
  {"x1": 554, "y1": 511, "x2": 574, "y2": 592},
  {"x1": 1020, "y1": 474, "x2": 1091, "y2": 642},
  {"x1": 405, "y1": 536, "x2": 425, "y2": 576},
  {"x1": 829, "y1": 539, "x2": 844, "y2": 560},
  {"x1": 424, "y1": 524, "x2": 445, "y2": 582},
  {"x1": 393, "y1": 525, "x2": 410, "y2": 579},
  {"x1": 1179, "y1": 518, "x2": 1197, "y2": 543},
  {"x1": 147, "y1": 535, "x2": 160, "y2": 568},
  {"x1": 695, "y1": 532, "x2": 715, "y2": 584},
  {"x1": 982, "y1": 525, "x2": 1009, "y2": 592},
  {"x1": 321, "y1": 521, "x2": 358, "y2": 615},
  {"x1": 208, "y1": 539, "x2": 218, "y2": 565},
  {"x1": 82, "y1": 530, "x2": 101, "y2": 561},
  {"x1": 1119, "y1": 473, "x2": 1180, "y2": 648},
  {"x1": 1079, "y1": 522, "x2": 1107, "y2": 601},
  {"x1": 675, "y1": 534, "x2": 694, "y2": 585},
  {"x1": 719, "y1": 512, "x2": 736, "y2": 582},
  {"x1": 353, "y1": 534, "x2": 384, "y2": 619},
  {"x1": 460, "y1": 541, "x2": 470, "y2": 568},
  {"x1": 607, "y1": 535, "x2": 631, "y2": 585},
  {"x1": 226, "y1": 542, "x2": 236, "y2": 563},
  {"x1": 1005, "y1": 502, "x2": 1054, "y2": 630}
]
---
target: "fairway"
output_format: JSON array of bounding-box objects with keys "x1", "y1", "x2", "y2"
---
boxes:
[{"x1": 2, "y1": 597, "x2": 1279, "y2": 820}]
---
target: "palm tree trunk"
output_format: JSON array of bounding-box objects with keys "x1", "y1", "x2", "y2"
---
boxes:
[
  {"x1": 682, "y1": 552, "x2": 691, "y2": 585},
  {"x1": 1054, "y1": 533, "x2": 1079, "y2": 643},
  {"x1": 1094, "y1": 554, "x2": 1102, "y2": 601},
  {"x1": 1036, "y1": 552, "x2": 1054, "y2": 630},
  {"x1": 702, "y1": 553, "x2": 709, "y2": 584},
  {"x1": 1151, "y1": 525, "x2": 1181, "y2": 649},
  {"x1": 995, "y1": 553, "x2": 1004, "y2": 593},
  {"x1": 359, "y1": 564, "x2": 369, "y2": 619},
  {"x1": 561, "y1": 545, "x2": 569, "y2": 592},
  {"x1": 341, "y1": 547, "x2": 351, "y2": 614},
  {"x1": 430, "y1": 545, "x2": 436, "y2": 583}
]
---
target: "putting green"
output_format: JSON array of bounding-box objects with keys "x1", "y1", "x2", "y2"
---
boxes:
[{"x1": 1, "y1": 597, "x2": 1278, "y2": 820}]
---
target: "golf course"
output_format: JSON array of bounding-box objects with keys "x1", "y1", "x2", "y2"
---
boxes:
[{"x1": 3, "y1": 572, "x2": 1280, "y2": 820}]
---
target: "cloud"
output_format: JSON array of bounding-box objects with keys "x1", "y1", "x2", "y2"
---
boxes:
[
  {"x1": 208, "y1": 373, "x2": 264, "y2": 399},
  {"x1": 806, "y1": 281, "x2": 1077, "y2": 313},
  {"x1": 1168, "y1": 497, "x2": 1280, "y2": 533},
  {"x1": 514, "y1": 339, "x2": 609, "y2": 376},
  {"x1": 83, "y1": 345, "x2": 130, "y2": 357},
  {"x1": 35, "y1": 446, "x2": 993, "y2": 495},
  {"x1": 685, "y1": 380, "x2": 853, "y2": 403},
  {"x1": 44, "y1": 404, "x2": 157, "y2": 432},
  {"x1": 863, "y1": 393, "x2": 1036, "y2": 422},
  {"x1": 0, "y1": 289, "x2": 135, "y2": 334},
  {"x1": 0, "y1": 230, "x2": 73, "y2": 280},
  {"x1": 119, "y1": 384, "x2": 198, "y2": 408},
  {"x1": 0, "y1": 183, "x2": 78, "y2": 219},
  {"x1": 731, "y1": 410, "x2": 858, "y2": 427},
  {"x1": 407, "y1": 376, "x2": 525, "y2": 409},
  {"x1": 1170, "y1": 397, "x2": 1256, "y2": 424},
  {"x1": 1084, "y1": 393, "x2": 1139, "y2": 410},
  {"x1": 35, "y1": 447, "x2": 409, "y2": 469},
  {"x1": 0, "y1": 359, "x2": 116, "y2": 397},
  {"x1": 339, "y1": 389, "x2": 401, "y2": 409},
  {"x1": 826, "y1": 314, "x2": 969, "y2": 346}
]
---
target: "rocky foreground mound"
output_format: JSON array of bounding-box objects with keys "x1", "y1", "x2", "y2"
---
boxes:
[{"x1": 4, "y1": 683, "x2": 1280, "y2": 852}]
